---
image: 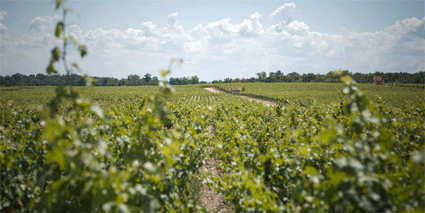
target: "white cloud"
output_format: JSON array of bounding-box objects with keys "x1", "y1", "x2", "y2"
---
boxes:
[
  {"x1": 0, "y1": 10, "x2": 9, "y2": 35},
  {"x1": 141, "y1": 21, "x2": 160, "y2": 37},
  {"x1": 29, "y1": 15, "x2": 62, "y2": 33},
  {"x1": 3, "y1": 11, "x2": 425, "y2": 79},
  {"x1": 270, "y1": 3, "x2": 296, "y2": 18},
  {"x1": 168, "y1": 12, "x2": 178, "y2": 23},
  {"x1": 67, "y1": 24, "x2": 83, "y2": 37},
  {"x1": 250, "y1": 12, "x2": 261, "y2": 20},
  {"x1": 238, "y1": 12, "x2": 264, "y2": 38},
  {"x1": 384, "y1": 17, "x2": 424, "y2": 39},
  {"x1": 405, "y1": 37, "x2": 425, "y2": 51},
  {"x1": 286, "y1": 20, "x2": 309, "y2": 33},
  {"x1": 0, "y1": 10, "x2": 8, "y2": 21},
  {"x1": 0, "y1": 23, "x2": 8, "y2": 34}
]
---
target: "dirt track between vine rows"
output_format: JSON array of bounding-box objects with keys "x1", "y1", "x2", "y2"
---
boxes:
[
  {"x1": 200, "y1": 88, "x2": 278, "y2": 211},
  {"x1": 203, "y1": 87, "x2": 276, "y2": 107}
]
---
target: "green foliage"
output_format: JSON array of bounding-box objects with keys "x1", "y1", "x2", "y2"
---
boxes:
[
  {"x1": 55, "y1": 22, "x2": 64, "y2": 37},
  {"x1": 78, "y1": 45, "x2": 87, "y2": 57},
  {"x1": 1, "y1": 1, "x2": 423, "y2": 212},
  {"x1": 1, "y1": 73, "x2": 424, "y2": 212},
  {"x1": 205, "y1": 75, "x2": 424, "y2": 212},
  {"x1": 214, "y1": 82, "x2": 424, "y2": 108}
]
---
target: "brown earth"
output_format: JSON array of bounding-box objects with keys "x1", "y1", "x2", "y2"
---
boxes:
[
  {"x1": 203, "y1": 87, "x2": 277, "y2": 107},
  {"x1": 199, "y1": 159, "x2": 232, "y2": 212},
  {"x1": 199, "y1": 88, "x2": 279, "y2": 212},
  {"x1": 199, "y1": 126, "x2": 232, "y2": 212}
]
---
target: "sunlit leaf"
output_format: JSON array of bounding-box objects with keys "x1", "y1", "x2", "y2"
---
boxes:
[
  {"x1": 55, "y1": 22, "x2": 64, "y2": 37},
  {"x1": 78, "y1": 45, "x2": 87, "y2": 57}
]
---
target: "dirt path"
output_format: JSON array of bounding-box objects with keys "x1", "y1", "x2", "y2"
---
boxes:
[
  {"x1": 199, "y1": 88, "x2": 278, "y2": 211},
  {"x1": 203, "y1": 87, "x2": 276, "y2": 107},
  {"x1": 204, "y1": 87, "x2": 221, "y2": 93},
  {"x1": 199, "y1": 159, "x2": 232, "y2": 212},
  {"x1": 199, "y1": 126, "x2": 232, "y2": 212}
]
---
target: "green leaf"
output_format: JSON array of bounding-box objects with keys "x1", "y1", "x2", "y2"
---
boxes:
[
  {"x1": 55, "y1": 22, "x2": 64, "y2": 37},
  {"x1": 341, "y1": 75, "x2": 353, "y2": 84},
  {"x1": 71, "y1": 62, "x2": 80, "y2": 70},
  {"x1": 160, "y1": 69, "x2": 170, "y2": 77},
  {"x1": 46, "y1": 61, "x2": 58, "y2": 74},
  {"x1": 56, "y1": 0, "x2": 65, "y2": 9},
  {"x1": 51, "y1": 47, "x2": 61, "y2": 62},
  {"x1": 304, "y1": 166, "x2": 317, "y2": 175},
  {"x1": 64, "y1": 8, "x2": 78, "y2": 15},
  {"x1": 78, "y1": 45, "x2": 87, "y2": 57},
  {"x1": 46, "y1": 147, "x2": 66, "y2": 169}
]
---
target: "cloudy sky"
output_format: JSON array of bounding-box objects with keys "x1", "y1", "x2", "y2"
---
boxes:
[{"x1": 0, "y1": 1, "x2": 424, "y2": 81}]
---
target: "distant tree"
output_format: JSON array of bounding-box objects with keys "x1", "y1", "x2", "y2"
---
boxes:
[
  {"x1": 0, "y1": 76, "x2": 4, "y2": 86},
  {"x1": 256, "y1": 71, "x2": 267, "y2": 82},
  {"x1": 288, "y1": 72, "x2": 301, "y2": 82},
  {"x1": 77, "y1": 77, "x2": 86, "y2": 86},
  {"x1": 127, "y1": 74, "x2": 140, "y2": 86},
  {"x1": 143, "y1": 73, "x2": 152, "y2": 84},
  {"x1": 106, "y1": 78, "x2": 119, "y2": 86},
  {"x1": 119, "y1": 79, "x2": 128, "y2": 86},
  {"x1": 151, "y1": 76, "x2": 159, "y2": 85},
  {"x1": 223, "y1": 78, "x2": 232, "y2": 83},
  {"x1": 169, "y1": 77, "x2": 180, "y2": 85},
  {"x1": 191, "y1": 75, "x2": 200, "y2": 84}
]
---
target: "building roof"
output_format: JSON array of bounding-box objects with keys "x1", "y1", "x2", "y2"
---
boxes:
[{"x1": 231, "y1": 87, "x2": 241, "y2": 91}]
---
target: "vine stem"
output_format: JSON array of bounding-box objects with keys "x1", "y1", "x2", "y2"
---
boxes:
[{"x1": 60, "y1": 9, "x2": 72, "y2": 87}]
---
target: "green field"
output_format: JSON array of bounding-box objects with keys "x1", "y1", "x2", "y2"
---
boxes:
[
  {"x1": 211, "y1": 82, "x2": 425, "y2": 107},
  {"x1": 1, "y1": 81, "x2": 424, "y2": 212}
]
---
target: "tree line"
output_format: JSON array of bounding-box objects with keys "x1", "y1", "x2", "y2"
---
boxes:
[
  {"x1": 0, "y1": 73, "x2": 202, "y2": 87},
  {"x1": 212, "y1": 70, "x2": 425, "y2": 84},
  {"x1": 1, "y1": 70, "x2": 423, "y2": 87}
]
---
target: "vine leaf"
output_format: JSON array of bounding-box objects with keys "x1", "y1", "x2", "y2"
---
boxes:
[
  {"x1": 46, "y1": 61, "x2": 58, "y2": 74},
  {"x1": 51, "y1": 47, "x2": 61, "y2": 62},
  {"x1": 78, "y1": 45, "x2": 87, "y2": 57},
  {"x1": 55, "y1": 22, "x2": 64, "y2": 37},
  {"x1": 55, "y1": 0, "x2": 65, "y2": 9},
  {"x1": 46, "y1": 147, "x2": 66, "y2": 169}
]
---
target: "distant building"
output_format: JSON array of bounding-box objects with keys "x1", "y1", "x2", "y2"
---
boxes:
[
  {"x1": 231, "y1": 87, "x2": 241, "y2": 95},
  {"x1": 373, "y1": 75, "x2": 384, "y2": 85}
]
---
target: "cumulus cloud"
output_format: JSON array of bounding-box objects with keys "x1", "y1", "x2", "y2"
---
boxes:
[
  {"x1": 0, "y1": 10, "x2": 9, "y2": 34},
  {"x1": 29, "y1": 15, "x2": 62, "y2": 32},
  {"x1": 67, "y1": 24, "x2": 83, "y2": 37},
  {"x1": 250, "y1": 12, "x2": 260, "y2": 20},
  {"x1": 0, "y1": 10, "x2": 8, "y2": 21},
  {"x1": 141, "y1": 21, "x2": 160, "y2": 37},
  {"x1": 270, "y1": 3, "x2": 296, "y2": 18},
  {"x1": 286, "y1": 20, "x2": 309, "y2": 33},
  {"x1": 0, "y1": 23, "x2": 8, "y2": 34},
  {"x1": 405, "y1": 37, "x2": 425, "y2": 51},
  {"x1": 168, "y1": 12, "x2": 178, "y2": 23},
  {"x1": 238, "y1": 12, "x2": 264, "y2": 37},
  {"x1": 4, "y1": 10, "x2": 425, "y2": 79}
]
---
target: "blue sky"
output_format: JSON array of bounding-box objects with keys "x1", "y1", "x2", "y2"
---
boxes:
[{"x1": 1, "y1": 1, "x2": 424, "y2": 81}]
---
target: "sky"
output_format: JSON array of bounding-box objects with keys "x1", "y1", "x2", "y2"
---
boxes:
[{"x1": 0, "y1": 0, "x2": 424, "y2": 81}]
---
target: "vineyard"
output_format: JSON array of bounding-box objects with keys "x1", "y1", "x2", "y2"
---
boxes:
[
  {"x1": 1, "y1": 77, "x2": 424, "y2": 212},
  {"x1": 211, "y1": 82, "x2": 424, "y2": 107},
  {"x1": 1, "y1": 1, "x2": 424, "y2": 212}
]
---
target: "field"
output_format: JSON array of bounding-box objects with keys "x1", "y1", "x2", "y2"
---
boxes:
[
  {"x1": 1, "y1": 80, "x2": 424, "y2": 212},
  {"x1": 212, "y1": 82, "x2": 425, "y2": 107}
]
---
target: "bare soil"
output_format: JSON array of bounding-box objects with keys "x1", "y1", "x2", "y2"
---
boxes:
[
  {"x1": 203, "y1": 87, "x2": 276, "y2": 107},
  {"x1": 199, "y1": 159, "x2": 232, "y2": 212},
  {"x1": 199, "y1": 126, "x2": 232, "y2": 212},
  {"x1": 199, "y1": 88, "x2": 279, "y2": 211},
  {"x1": 204, "y1": 87, "x2": 222, "y2": 93}
]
